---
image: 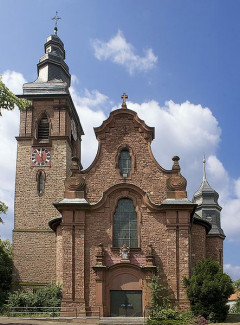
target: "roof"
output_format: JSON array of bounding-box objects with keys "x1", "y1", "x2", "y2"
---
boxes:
[{"x1": 228, "y1": 293, "x2": 239, "y2": 301}]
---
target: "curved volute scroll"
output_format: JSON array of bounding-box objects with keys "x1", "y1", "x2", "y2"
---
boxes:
[
  {"x1": 166, "y1": 156, "x2": 187, "y2": 199},
  {"x1": 64, "y1": 156, "x2": 86, "y2": 199}
]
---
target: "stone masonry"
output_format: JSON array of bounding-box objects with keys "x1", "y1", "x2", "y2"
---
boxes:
[{"x1": 13, "y1": 28, "x2": 225, "y2": 317}]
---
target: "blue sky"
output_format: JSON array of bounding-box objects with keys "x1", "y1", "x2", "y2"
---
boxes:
[{"x1": 0, "y1": 0, "x2": 240, "y2": 279}]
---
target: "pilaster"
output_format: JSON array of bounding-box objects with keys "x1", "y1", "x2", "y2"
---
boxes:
[
  {"x1": 166, "y1": 209, "x2": 190, "y2": 308},
  {"x1": 61, "y1": 209, "x2": 86, "y2": 314}
]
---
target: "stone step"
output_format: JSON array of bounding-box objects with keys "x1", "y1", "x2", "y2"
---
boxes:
[{"x1": 99, "y1": 317, "x2": 146, "y2": 325}]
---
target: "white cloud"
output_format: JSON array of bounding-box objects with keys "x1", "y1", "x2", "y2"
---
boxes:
[
  {"x1": 2, "y1": 70, "x2": 26, "y2": 94},
  {"x1": 0, "y1": 70, "x2": 26, "y2": 240},
  {"x1": 202, "y1": 156, "x2": 240, "y2": 240},
  {"x1": 206, "y1": 155, "x2": 230, "y2": 202},
  {"x1": 114, "y1": 100, "x2": 221, "y2": 175},
  {"x1": 235, "y1": 178, "x2": 240, "y2": 198},
  {"x1": 224, "y1": 264, "x2": 240, "y2": 280},
  {"x1": 221, "y1": 179, "x2": 240, "y2": 240},
  {"x1": 70, "y1": 86, "x2": 108, "y2": 168},
  {"x1": 92, "y1": 30, "x2": 158, "y2": 75},
  {"x1": 1, "y1": 71, "x2": 240, "y2": 245},
  {"x1": 111, "y1": 100, "x2": 240, "y2": 240}
]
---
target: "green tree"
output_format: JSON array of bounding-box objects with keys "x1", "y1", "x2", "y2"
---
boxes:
[
  {"x1": 147, "y1": 271, "x2": 190, "y2": 324},
  {"x1": 233, "y1": 279, "x2": 240, "y2": 290},
  {"x1": 0, "y1": 239, "x2": 12, "y2": 309},
  {"x1": 0, "y1": 201, "x2": 8, "y2": 224},
  {"x1": 0, "y1": 77, "x2": 31, "y2": 116},
  {"x1": 184, "y1": 259, "x2": 234, "y2": 322}
]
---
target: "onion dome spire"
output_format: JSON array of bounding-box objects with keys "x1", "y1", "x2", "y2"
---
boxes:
[
  {"x1": 192, "y1": 155, "x2": 225, "y2": 237},
  {"x1": 193, "y1": 155, "x2": 219, "y2": 203},
  {"x1": 23, "y1": 12, "x2": 71, "y2": 95}
]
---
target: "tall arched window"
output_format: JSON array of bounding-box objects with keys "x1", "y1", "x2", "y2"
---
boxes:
[
  {"x1": 113, "y1": 198, "x2": 137, "y2": 248},
  {"x1": 36, "y1": 170, "x2": 46, "y2": 197},
  {"x1": 118, "y1": 149, "x2": 132, "y2": 177},
  {"x1": 38, "y1": 114, "x2": 49, "y2": 142}
]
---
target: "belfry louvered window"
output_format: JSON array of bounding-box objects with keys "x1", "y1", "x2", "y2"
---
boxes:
[
  {"x1": 38, "y1": 114, "x2": 49, "y2": 141},
  {"x1": 113, "y1": 198, "x2": 137, "y2": 248},
  {"x1": 119, "y1": 149, "x2": 132, "y2": 177}
]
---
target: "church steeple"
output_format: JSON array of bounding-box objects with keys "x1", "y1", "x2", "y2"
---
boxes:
[
  {"x1": 23, "y1": 15, "x2": 71, "y2": 95},
  {"x1": 192, "y1": 156, "x2": 225, "y2": 237}
]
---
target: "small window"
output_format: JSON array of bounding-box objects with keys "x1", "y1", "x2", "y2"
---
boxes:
[
  {"x1": 113, "y1": 198, "x2": 137, "y2": 248},
  {"x1": 37, "y1": 170, "x2": 45, "y2": 197},
  {"x1": 119, "y1": 149, "x2": 132, "y2": 177},
  {"x1": 38, "y1": 114, "x2": 49, "y2": 142}
]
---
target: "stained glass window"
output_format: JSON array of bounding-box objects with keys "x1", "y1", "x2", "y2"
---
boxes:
[
  {"x1": 113, "y1": 198, "x2": 137, "y2": 248},
  {"x1": 118, "y1": 149, "x2": 132, "y2": 177}
]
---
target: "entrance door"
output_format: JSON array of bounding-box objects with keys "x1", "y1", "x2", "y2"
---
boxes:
[{"x1": 110, "y1": 290, "x2": 142, "y2": 317}]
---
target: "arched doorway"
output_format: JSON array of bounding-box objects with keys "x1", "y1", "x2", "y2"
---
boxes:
[{"x1": 107, "y1": 265, "x2": 143, "y2": 317}]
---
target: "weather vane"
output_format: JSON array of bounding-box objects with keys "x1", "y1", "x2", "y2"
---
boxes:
[{"x1": 52, "y1": 11, "x2": 61, "y2": 35}]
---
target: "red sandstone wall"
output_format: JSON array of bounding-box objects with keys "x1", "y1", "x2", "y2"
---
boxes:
[
  {"x1": 191, "y1": 223, "x2": 206, "y2": 269},
  {"x1": 13, "y1": 98, "x2": 79, "y2": 287},
  {"x1": 83, "y1": 111, "x2": 169, "y2": 205},
  {"x1": 206, "y1": 236, "x2": 223, "y2": 267}
]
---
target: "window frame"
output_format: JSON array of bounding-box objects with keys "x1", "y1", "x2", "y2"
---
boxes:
[
  {"x1": 113, "y1": 198, "x2": 138, "y2": 249},
  {"x1": 37, "y1": 113, "x2": 50, "y2": 143},
  {"x1": 36, "y1": 170, "x2": 46, "y2": 197},
  {"x1": 116, "y1": 145, "x2": 135, "y2": 179}
]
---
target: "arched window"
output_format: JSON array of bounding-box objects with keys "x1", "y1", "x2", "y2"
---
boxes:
[
  {"x1": 118, "y1": 149, "x2": 132, "y2": 177},
  {"x1": 38, "y1": 114, "x2": 49, "y2": 142},
  {"x1": 36, "y1": 170, "x2": 46, "y2": 197},
  {"x1": 113, "y1": 198, "x2": 137, "y2": 248}
]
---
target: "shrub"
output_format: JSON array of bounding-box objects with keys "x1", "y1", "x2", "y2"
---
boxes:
[
  {"x1": 230, "y1": 297, "x2": 240, "y2": 313},
  {"x1": 147, "y1": 272, "x2": 191, "y2": 324},
  {"x1": 3, "y1": 282, "x2": 62, "y2": 316},
  {"x1": 149, "y1": 306, "x2": 182, "y2": 321},
  {"x1": 0, "y1": 239, "x2": 12, "y2": 311},
  {"x1": 184, "y1": 259, "x2": 234, "y2": 323},
  {"x1": 147, "y1": 320, "x2": 186, "y2": 325}
]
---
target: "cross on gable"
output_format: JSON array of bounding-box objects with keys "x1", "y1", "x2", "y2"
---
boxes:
[{"x1": 121, "y1": 93, "x2": 128, "y2": 108}]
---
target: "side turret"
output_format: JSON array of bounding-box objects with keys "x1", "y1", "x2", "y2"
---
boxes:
[
  {"x1": 192, "y1": 156, "x2": 225, "y2": 237},
  {"x1": 191, "y1": 156, "x2": 225, "y2": 267}
]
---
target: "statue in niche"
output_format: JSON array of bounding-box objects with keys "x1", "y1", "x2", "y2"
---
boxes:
[{"x1": 120, "y1": 244, "x2": 130, "y2": 260}]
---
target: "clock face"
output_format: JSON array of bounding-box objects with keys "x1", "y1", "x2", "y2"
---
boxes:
[{"x1": 31, "y1": 148, "x2": 51, "y2": 166}]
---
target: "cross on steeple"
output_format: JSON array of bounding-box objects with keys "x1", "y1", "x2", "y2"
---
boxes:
[
  {"x1": 121, "y1": 93, "x2": 128, "y2": 108},
  {"x1": 52, "y1": 11, "x2": 61, "y2": 35},
  {"x1": 203, "y1": 154, "x2": 206, "y2": 181}
]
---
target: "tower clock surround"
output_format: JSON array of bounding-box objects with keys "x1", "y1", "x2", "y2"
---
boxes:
[{"x1": 31, "y1": 147, "x2": 51, "y2": 167}]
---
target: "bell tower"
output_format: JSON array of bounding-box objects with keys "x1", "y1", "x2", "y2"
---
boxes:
[{"x1": 13, "y1": 22, "x2": 83, "y2": 289}]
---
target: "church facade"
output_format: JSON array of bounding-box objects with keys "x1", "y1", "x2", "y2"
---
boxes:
[{"x1": 13, "y1": 28, "x2": 225, "y2": 317}]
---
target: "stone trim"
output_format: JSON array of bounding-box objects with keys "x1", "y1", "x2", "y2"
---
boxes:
[
  {"x1": 106, "y1": 189, "x2": 143, "y2": 249},
  {"x1": 12, "y1": 282, "x2": 48, "y2": 286},
  {"x1": 115, "y1": 143, "x2": 135, "y2": 180},
  {"x1": 13, "y1": 229, "x2": 53, "y2": 233}
]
